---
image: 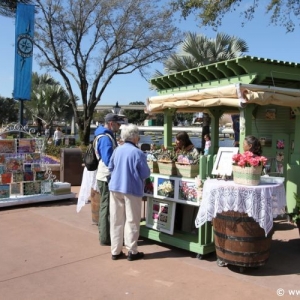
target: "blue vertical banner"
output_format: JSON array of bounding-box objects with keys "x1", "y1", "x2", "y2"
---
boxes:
[{"x1": 13, "y1": 3, "x2": 35, "y2": 101}]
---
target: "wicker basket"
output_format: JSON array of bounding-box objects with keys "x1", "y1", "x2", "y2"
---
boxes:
[
  {"x1": 232, "y1": 165, "x2": 263, "y2": 186},
  {"x1": 147, "y1": 161, "x2": 159, "y2": 173},
  {"x1": 175, "y1": 163, "x2": 199, "y2": 178},
  {"x1": 157, "y1": 160, "x2": 177, "y2": 175}
]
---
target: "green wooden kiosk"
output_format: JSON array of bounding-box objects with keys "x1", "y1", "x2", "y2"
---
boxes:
[{"x1": 140, "y1": 56, "x2": 300, "y2": 258}]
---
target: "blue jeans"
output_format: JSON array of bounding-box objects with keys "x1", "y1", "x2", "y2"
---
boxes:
[{"x1": 55, "y1": 139, "x2": 61, "y2": 146}]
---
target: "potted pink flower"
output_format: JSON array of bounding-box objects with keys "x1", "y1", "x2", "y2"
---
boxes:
[
  {"x1": 232, "y1": 151, "x2": 268, "y2": 168},
  {"x1": 232, "y1": 151, "x2": 267, "y2": 186}
]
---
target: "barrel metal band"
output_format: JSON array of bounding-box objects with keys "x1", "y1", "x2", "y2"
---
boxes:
[
  {"x1": 216, "y1": 213, "x2": 254, "y2": 222},
  {"x1": 213, "y1": 230, "x2": 271, "y2": 241},
  {"x1": 214, "y1": 245, "x2": 270, "y2": 257}
]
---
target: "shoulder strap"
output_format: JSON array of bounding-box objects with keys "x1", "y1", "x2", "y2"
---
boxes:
[{"x1": 93, "y1": 133, "x2": 116, "y2": 160}]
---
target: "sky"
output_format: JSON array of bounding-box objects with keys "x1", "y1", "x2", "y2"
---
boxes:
[{"x1": 1, "y1": 2, "x2": 300, "y2": 106}]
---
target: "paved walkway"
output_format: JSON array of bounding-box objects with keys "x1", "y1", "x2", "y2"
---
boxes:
[{"x1": 0, "y1": 187, "x2": 299, "y2": 300}]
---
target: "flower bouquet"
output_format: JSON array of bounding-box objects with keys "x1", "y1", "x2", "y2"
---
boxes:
[{"x1": 232, "y1": 151, "x2": 267, "y2": 186}]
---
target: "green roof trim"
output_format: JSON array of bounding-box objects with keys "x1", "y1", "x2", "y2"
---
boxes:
[{"x1": 151, "y1": 56, "x2": 300, "y2": 93}]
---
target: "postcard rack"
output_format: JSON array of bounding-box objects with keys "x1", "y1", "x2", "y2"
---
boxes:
[
  {"x1": 140, "y1": 173, "x2": 215, "y2": 259},
  {"x1": 0, "y1": 123, "x2": 75, "y2": 207}
]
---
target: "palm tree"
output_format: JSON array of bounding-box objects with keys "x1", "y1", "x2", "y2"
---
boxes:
[
  {"x1": 25, "y1": 72, "x2": 73, "y2": 137},
  {"x1": 156, "y1": 32, "x2": 248, "y2": 75}
]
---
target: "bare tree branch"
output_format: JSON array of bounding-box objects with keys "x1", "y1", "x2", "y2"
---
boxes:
[{"x1": 33, "y1": 0, "x2": 182, "y2": 144}]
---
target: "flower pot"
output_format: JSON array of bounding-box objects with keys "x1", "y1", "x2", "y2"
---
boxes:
[
  {"x1": 232, "y1": 165, "x2": 263, "y2": 186},
  {"x1": 175, "y1": 163, "x2": 199, "y2": 178},
  {"x1": 157, "y1": 160, "x2": 177, "y2": 176}
]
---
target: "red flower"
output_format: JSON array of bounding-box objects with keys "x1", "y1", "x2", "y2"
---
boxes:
[{"x1": 232, "y1": 151, "x2": 267, "y2": 167}]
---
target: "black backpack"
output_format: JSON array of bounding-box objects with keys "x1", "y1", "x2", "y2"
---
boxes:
[{"x1": 84, "y1": 134, "x2": 114, "y2": 171}]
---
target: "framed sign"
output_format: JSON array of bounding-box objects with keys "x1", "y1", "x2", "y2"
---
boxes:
[
  {"x1": 154, "y1": 174, "x2": 178, "y2": 200},
  {"x1": 212, "y1": 147, "x2": 239, "y2": 176},
  {"x1": 146, "y1": 197, "x2": 176, "y2": 235},
  {"x1": 178, "y1": 179, "x2": 198, "y2": 203}
]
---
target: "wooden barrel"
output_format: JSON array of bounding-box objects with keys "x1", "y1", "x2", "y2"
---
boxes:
[
  {"x1": 213, "y1": 211, "x2": 273, "y2": 268},
  {"x1": 90, "y1": 189, "x2": 101, "y2": 225}
]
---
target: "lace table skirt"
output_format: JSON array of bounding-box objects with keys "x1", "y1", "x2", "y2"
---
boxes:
[{"x1": 195, "y1": 179, "x2": 286, "y2": 236}]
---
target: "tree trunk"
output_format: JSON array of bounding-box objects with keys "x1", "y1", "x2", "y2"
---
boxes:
[{"x1": 77, "y1": 118, "x2": 92, "y2": 145}]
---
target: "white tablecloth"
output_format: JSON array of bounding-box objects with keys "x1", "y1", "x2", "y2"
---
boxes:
[
  {"x1": 195, "y1": 179, "x2": 286, "y2": 236},
  {"x1": 76, "y1": 167, "x2": 99, "y2": 213}
]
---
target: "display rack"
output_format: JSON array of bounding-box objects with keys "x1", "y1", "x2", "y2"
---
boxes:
[
  {"x1": 140, "y1": 173, "x2": 215, "y2": 259},
  {"x1": 0, "y1": 193, "x2": 75, "y2": 208},
  {"x1": 0, "y1": 123, "x2": 75, "y2": 207}
]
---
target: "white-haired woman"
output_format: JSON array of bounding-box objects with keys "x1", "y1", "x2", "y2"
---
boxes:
[{"x1": 108, "y1": 124, "x2": 150, "y2": 261}]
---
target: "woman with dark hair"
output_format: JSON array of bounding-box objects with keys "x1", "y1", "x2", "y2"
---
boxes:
[
  {"x1": 175, "y1": 131, "x2": 199, "y2": 156},
  {"x1": 243, "y1": 135, "x2": 262, "y2": 156},
  {"x1": 174, "y1": 131, "x2": 199, "y2": 231}
]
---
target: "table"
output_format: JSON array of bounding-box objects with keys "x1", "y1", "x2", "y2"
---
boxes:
[
  {"x1": 195, "y1": 179, "x2": 286, "y2": 236},
  {"x1": 76, "y1": 167, "x2": 99, "y2": 213}
]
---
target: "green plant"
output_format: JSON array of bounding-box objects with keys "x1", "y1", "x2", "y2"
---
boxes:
[
  {"x1": 44, "y1": 143, "x2": 79, "y2": 159},
  {"x1": 156, "y1": 147, "x2": 178, "y2": 162},
  {"x1": 291, "y1": 193, "x2": 300, "y2": 223}
]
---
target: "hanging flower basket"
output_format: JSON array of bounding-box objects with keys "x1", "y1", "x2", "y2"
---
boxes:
[{"x1": 232, "y1": 165, "x2": 263, "y2": 186}]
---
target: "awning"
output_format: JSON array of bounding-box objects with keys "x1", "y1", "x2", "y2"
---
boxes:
[{"x1": 146, "y1": 83, "x2": 300, "y2": 114}]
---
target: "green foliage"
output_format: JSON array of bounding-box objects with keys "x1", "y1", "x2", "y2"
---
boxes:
[
  {"x1": 0, "y1": 97, "x2": 19, "y2": 124},
  {"x1": 32, "y1": 0, "x2": 182, "y2": 145},
  {"x1": 0, "y1": 0, "x2": 33, "y2": 17},
  {"x1": 123, "y1": 102, "x2": 147, "y2": 125},
  {"x1": 44, "y1": 143, "x2": 64, "y2": 158},
  {"x1": 291, "y1": 193, "x2": 300, "y2": 223},
  {"x1": 171, "y1": 0, "x2": 299, "y2": 32},
  {"x1": 25, "y1": 72, "x2": 73, "y2": 126},
  {"x1": 161, "y1": 32, "x2": 248, "y2": 74},
  {"x1": 44, "y1": 143, "x2": 78, "y2": 159},
  {"x1": 93, "y1": 110, "x2": 111, "y2": 124},
  {"x1": 154, "y1": 147, "x2": 178, "y2": 162},
  {"x1": 176, "y1": 112, "x2": 193, "y2": 123}
]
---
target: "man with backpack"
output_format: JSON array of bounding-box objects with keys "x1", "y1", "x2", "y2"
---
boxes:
[{"x1": 94, "y1": 113, "x2": 126, "y2": 246}]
